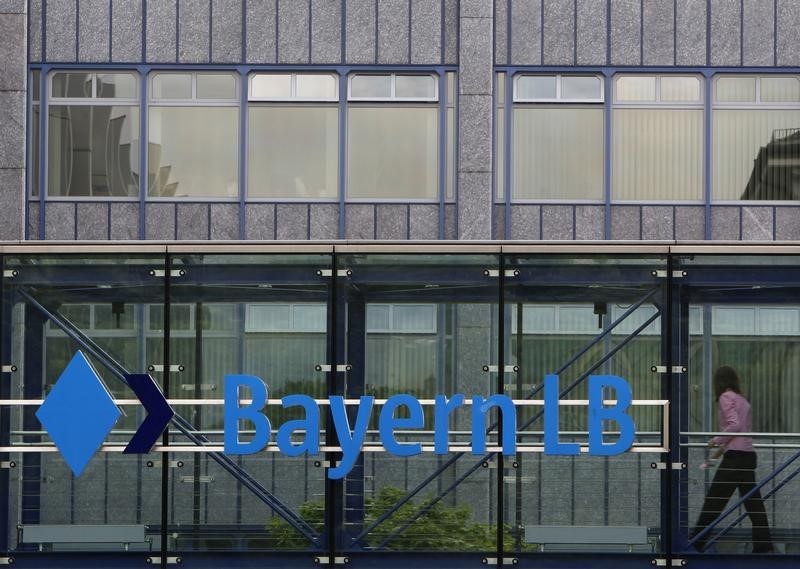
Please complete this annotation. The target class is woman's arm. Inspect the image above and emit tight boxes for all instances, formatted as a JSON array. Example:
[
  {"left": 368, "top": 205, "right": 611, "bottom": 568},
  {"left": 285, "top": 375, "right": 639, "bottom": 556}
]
[{"left": 711, "top": 391, "right": 741, "bottom": 447}]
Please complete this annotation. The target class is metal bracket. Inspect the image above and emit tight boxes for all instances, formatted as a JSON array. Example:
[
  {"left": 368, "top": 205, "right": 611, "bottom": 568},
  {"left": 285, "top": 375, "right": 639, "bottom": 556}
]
[
  {"left": 180, "top": 383, "right": 216, "bottom": 392},
  {"left": 146, "top": 460, "right": 184, "bottom": 468},
  {"left": 2, "top": 269, "right": 18, "bottom": 278},
  {"left": 314, "top": 556, "right": 349, "bottom": 565},
  {"left": 652, "top": 559, "right": 686, "bottom": 567},
  {"left": 180, "top": 475, "right": 214, "bottom": 483},
  {"left": 315, "top": 364, "right": 352, "bottom": 372},
  {"left": 0, "top": 461, "right": 17, "bottom": 469},
  {"left": 0, "top": 557, "right": 14, "bottom": 565},
  {"left": 504, "top": 383, "right": 536, "bottom": 392},
  {"left": 651, "top": 365, "right": 687, "bottom": 374},
  {"left": 651, "top": 270, "right": 687, "bottom": 278},
  {"left": 482, "top": 558, "right": 518, "bottom": 566},
  {"left": 483, "top": 269, "right": 520, "bottom": 278},
  {"left": 147, "top": 557, "right": 181, "bottom": 565},
  {"left": 482, "top": 365, "right": 519, "bottom": 373},
  {"left": 1, "top": 365, "right": 17, "bottom": 373},
  {"left": 314, "top": 460, "right": 337, "bottom": 469},
  {"left": 148, "top": 364, "right": 185, "bottom": 373},
  {"left": 650, "top": 462, "right": 686, "bottom": 470},
  {"left": 316, "top": 269, "right": 352, "bottom": 277},
  {"left": 481, "top": 461, "right": 498, "bottom": 469},
  {"left": 149, "top": 269, "right": 186, "bottom": 278}
]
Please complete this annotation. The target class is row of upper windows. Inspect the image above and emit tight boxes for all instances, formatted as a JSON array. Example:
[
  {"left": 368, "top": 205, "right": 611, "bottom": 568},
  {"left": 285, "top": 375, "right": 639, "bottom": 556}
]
[
  {"left": 499, "top": 73, "right": 800, "bottom": 202},
  {"left": 30, "top": 71, "right": 454, "bottom": 201},
  {"left": 42, "top": 71, "right": 439, "bottom": 102},
  {"left": 30, "top": 70, "right": 800, "bottom": 203},
  {"left": 514, "top": 74, "right": 800, "bottom": 105}
]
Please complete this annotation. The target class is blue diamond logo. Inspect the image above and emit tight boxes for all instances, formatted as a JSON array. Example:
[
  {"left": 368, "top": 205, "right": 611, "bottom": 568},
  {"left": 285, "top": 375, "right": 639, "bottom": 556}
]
[{"left": 36, "top": 351, "right": 122, "bottom": 477}]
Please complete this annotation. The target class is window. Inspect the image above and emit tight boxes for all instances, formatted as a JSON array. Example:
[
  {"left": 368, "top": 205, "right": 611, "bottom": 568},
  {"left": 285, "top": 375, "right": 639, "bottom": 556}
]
[
  {"left": 248, "top": 73, "right": 339, "bottom": 199},
  {"left": 47, "top": 72, "right": 139, "bottom": 197},
  {"left": 712, "top": 75, "right": 800, "bottom": 201},
  {"left": 613, "top": 75, "right": 703, "bottom": 201},
  {"left": 347, "top": 74, "right": 439, "bottom": 200},
  {"left": 148, "top": 72, "right": 239, "bottom": 198},
  {"left": 30, "top": 70, "right": 40, "bottom": 197},
  {"left": 512, "top": 74, "right": 604, "bottom": 200}
]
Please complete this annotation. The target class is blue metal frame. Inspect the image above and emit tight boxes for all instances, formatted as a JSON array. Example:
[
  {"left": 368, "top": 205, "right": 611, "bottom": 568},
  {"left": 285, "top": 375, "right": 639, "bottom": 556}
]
[{"left": 3, "top": 250, "right": 800, "bottom": 567}]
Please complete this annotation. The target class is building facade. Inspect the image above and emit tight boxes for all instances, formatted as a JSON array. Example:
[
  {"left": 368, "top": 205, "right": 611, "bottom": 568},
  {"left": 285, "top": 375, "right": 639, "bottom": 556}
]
[{"left": 0, "top": 1, "right": 799, "bottom": 568}]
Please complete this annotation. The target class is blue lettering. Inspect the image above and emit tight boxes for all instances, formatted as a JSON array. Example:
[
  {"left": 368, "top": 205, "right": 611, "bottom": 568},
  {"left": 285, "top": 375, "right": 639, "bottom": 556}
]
[
  {"left": 544, "top": 374, "right": 580, "bottom": 455},
  {"left": 379, "top": 394, "right": 424, "bottom": 457},
  {"left": 328, "top": 396, "right": 374, "bottom": 479},
  {"left": 224, "top": 375, "right": 270, "bottom": 455},
  {"left": 471, "top": 394, "right": 516, "bottom": 455},
  {"left": 434, "top": 394, "right": 465, "bottom": 454},
  {"left": 276, "top": 394, "right": 320, "bottom": 457},
  {"left": 588, "top": 375, "right": 636, "bottom": 456}
]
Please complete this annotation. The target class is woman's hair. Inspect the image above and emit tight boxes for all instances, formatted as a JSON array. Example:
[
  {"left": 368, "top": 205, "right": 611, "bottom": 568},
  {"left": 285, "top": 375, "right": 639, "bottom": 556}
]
[{"left": 713, "top": 365, "right": 743, "bottom": 400}]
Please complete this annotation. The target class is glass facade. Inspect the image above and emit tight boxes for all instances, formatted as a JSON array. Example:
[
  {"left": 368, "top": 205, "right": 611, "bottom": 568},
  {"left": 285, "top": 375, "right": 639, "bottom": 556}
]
[{"left": 1, "top": 245, "right": 798, "bottom": 567}]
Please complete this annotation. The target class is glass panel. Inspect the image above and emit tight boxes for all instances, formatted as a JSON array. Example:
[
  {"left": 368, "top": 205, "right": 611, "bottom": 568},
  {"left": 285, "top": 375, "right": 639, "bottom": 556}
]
[
  {"left": 248, "top": 106, "right": 338, "bottom": 199},
  {"left": 148, "top": 106, "right": 238, "bottom": 197},
  {"left": 679, "top": 254, "right": 800, "bottom": 557},
  {"left": 96, "top": 73, "right": 137, "bottom": 99},
  {"left": 505, "top": 254, "right": 667, "bottom": 556},
  {"left": 513, "top": 107, "right": 604, "bottom": 200},
  {"left": 47, "top": 105, "right": 140, "bottom": 197},
  {"left": 495, "top": 107, "right": 504, "bottom": 201},
  {"left": 166, "top": 254, "right": 331, "bottom": 555},
  {"left": 661, "top": 76, "right": 702, "bottom": 102},
  {"left": 196, "top": 73, "right": 237, "bottom": 100},
  {"left": 152, "top": 73, "right": 192, "bottom": 99},
  {"left": 3, "top": 254, "right": 164, "bottom": 556},
  {"left": 339, "top": 253, "right": 499, "bottom": 554},
  {"left": 395, "top": 75, "right": 436, "bottom": 99},
  {"left": 616, "top": 76, "right": 657, "bottom": 102},
  {"left": 295, "top": 74, "right": 337, "bottom": 99},
  {"left": 716, "top": 76, "right": 757, "bottom": 103},
  {"left": 350, "top": 74, "right": 392, "bottom": 98},
  {"left": 712, "top": 109, "right": 800, "bottom": 200},
  {"left": 613, "top": 109, "right": 703, "bottom": 200},
  {"left": 31, "top": 105, "right": 40, "bottom": 196},
  {"left": 561, "top": 76, "right": 602, "bottom": 100},
  {"left": 347, "top": 106, "right": 438, "bottom": 199},
  {"left": 516, "top": 75, "right": 556, "bottom": 100},
  {"left": 51, "top": 72, "right": 93, "bottom": 98},
  {"left": 250, "top": 74, "right": 292, "bottom": 99},
  {"left": 761, "top": 77, "right": 800, "bottom": 103},
  {"left": 447, "top": 71, "right": 455, "bottom": 102},
  {"left": 447, "top": 106, "right": 455, "bottom": 201},
  {"left": 32, "top": 70, "right": 41, "bottom": 101}
]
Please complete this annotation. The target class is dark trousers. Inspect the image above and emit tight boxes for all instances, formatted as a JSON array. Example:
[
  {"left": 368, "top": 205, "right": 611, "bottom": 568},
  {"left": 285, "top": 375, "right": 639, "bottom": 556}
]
[{"left": 692, "top": 450, "right": 773, "bottom": 553}]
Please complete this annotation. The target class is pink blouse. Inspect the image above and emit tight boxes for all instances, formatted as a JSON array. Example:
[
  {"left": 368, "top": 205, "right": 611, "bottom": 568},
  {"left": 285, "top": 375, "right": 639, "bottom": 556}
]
[{"left": 711, "top": 390, "right": 754, "bottom": 452}]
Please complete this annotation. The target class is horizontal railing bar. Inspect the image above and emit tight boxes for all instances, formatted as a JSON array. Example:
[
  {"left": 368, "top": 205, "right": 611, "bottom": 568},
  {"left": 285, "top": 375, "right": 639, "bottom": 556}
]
[
  {"left": 0, "top": 398, "right": 670, "bottom": 406},
  {"left": 0, "top": 444, "right": 668, "bottom": 454}
]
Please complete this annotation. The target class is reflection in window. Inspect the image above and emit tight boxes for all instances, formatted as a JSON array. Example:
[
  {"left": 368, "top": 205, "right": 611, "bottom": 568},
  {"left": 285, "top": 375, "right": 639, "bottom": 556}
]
[
  {"left": 347, "top": 74, "right": 439, "bottom": 200},
  {"left": 148, "top": 73, "right": 238, "bottom": 198},
  {"left": 713, "top": 75, "right": 800, "bottom": 201},
  {"left": 512, "top": 74, "right": 604, "bottom": 200},
  {"left": 248, "top": 73, "right": 339, "bottom": 199},
  {"left": 47, "top": 72, "right": 140, "bottom": 197},
  {"left": 348, "top": 106, "right": 438, "bottom": 199},
  {"left": 613, "top": 75, "right": 703, "bottom": 201}
]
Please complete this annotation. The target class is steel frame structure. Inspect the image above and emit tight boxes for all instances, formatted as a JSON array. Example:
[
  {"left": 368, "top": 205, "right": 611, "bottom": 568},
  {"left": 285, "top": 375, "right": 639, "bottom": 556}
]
[{"left": 0, "top": 242, "right": 798, "bottom": 569}]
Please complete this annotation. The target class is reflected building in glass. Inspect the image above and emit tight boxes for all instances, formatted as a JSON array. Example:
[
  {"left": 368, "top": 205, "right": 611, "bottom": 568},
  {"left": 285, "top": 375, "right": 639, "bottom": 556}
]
[{"left": 0, "top": 2, "right": 799, "bottom": 569}]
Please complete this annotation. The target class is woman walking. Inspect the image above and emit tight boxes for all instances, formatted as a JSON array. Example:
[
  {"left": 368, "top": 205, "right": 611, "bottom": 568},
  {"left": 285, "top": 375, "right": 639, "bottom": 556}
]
[{"left": 691, "top": 366, "right": 774, "bottom": 553}]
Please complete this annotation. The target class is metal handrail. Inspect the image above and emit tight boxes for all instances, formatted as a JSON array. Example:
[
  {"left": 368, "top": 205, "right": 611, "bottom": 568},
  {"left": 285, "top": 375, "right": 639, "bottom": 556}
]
[{"left": 686, "top": 448, "right": 800, "bottom": 550}]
